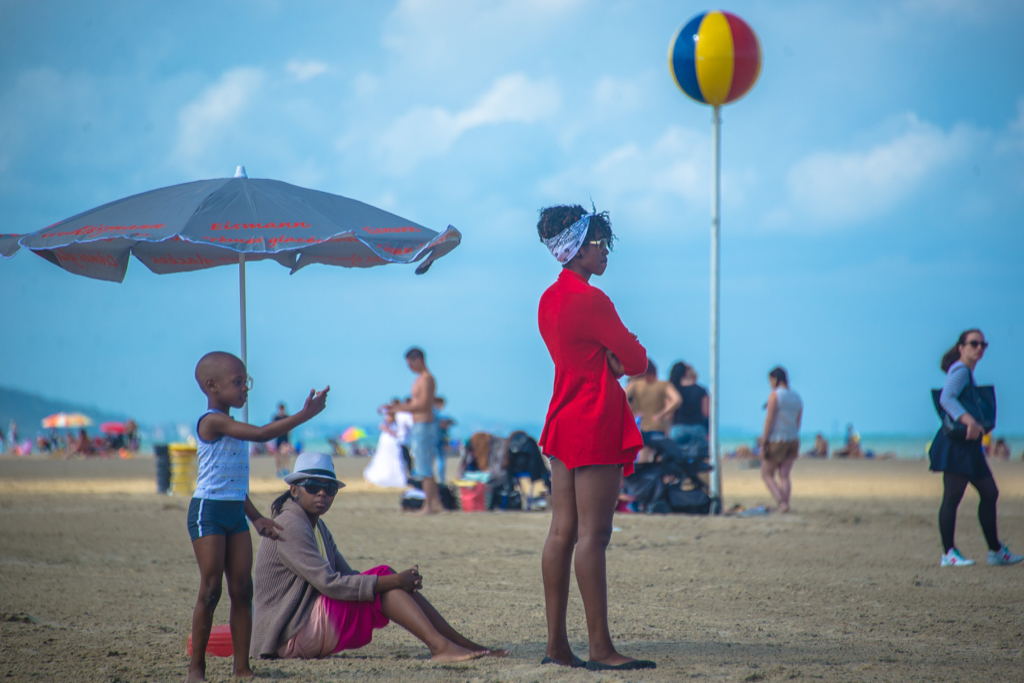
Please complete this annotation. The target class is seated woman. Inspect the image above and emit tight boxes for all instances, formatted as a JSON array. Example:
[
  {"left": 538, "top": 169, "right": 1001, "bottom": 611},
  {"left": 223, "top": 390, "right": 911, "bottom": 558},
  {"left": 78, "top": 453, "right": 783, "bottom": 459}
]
[{"left": 251, "top": 452, "right": 506, "bottom": 662}]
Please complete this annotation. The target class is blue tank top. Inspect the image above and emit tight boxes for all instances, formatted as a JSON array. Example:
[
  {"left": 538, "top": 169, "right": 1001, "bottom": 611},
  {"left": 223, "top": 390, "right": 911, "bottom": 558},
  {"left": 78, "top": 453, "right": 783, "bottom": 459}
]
[{"left": 193, "top": 409, "right": 249, "bottom": 501}]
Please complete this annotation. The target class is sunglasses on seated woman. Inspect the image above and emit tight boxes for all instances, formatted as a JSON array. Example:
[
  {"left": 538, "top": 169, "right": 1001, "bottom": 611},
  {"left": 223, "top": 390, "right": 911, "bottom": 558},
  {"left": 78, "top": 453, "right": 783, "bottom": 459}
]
[{"left": 296, "top": 479, "right": 339, "bottom": 496}]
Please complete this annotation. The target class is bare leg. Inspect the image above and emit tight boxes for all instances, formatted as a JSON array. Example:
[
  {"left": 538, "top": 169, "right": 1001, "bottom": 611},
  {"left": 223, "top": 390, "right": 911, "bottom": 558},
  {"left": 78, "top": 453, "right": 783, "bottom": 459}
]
[
  {"left": 777, "top": 457, "right": 796, "bottom": 512},
  {"left": 224, "top": 531, "right": 255, "bottom": 678},
  {"left": 574, "top": 464, "right": 635, "bottom": 667},
  {"left": 186, "top": 535, "right": 226, "bottom": 683},
  {"left": 411, "top": 593, "right": 507, "bottom": 655},
  {"left": 378, "top": 589, "right": 483, "bottom": 662},
  {"left": 415, "top": 477, "right": 442, "bottom": 515},
  {"left": 760, "top": 460, "right": 784, "bottom": 508},
  {"left": 542, "top": 459, "right": 579, "bottom": 665}
]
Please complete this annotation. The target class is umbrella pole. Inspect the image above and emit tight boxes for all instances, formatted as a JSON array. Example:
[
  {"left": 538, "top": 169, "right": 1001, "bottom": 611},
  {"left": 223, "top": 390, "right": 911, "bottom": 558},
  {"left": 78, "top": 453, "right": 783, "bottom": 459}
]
[
  {"left": 709, "top": 105, "right": 722, "bottom": 514},
  {"left": 239, "top": 253, "right": 248, "bottom": 425}
]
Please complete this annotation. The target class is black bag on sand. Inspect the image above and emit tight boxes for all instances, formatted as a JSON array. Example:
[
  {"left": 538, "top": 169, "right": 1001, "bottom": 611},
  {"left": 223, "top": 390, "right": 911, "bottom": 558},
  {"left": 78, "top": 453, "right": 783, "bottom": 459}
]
[
  {"left": 401, "top": 480, "right": 459, "bottom": 511},
  {"left": 931, "top": 384, "right": 995, "bottom": 439},
  {"left": 668, "top": 487, "right": 712, "bottom": 514}
]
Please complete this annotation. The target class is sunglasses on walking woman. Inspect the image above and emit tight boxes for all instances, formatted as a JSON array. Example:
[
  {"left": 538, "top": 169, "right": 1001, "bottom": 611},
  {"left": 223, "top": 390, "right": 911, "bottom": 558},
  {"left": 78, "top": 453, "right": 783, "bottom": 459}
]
[
  {"left": 587, "top": 238, "right": 611, "bottom": 251},
  {"left": 297, "top": 480, "right": 340, "bottom": 496},
  {"left": 967, "top": 340, "right": 989, "bottom": 349}
]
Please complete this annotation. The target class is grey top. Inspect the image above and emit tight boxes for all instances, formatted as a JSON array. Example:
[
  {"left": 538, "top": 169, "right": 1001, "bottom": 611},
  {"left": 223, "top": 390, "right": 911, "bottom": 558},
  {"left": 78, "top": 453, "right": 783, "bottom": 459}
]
[
  {"left": 250, "top": 497, "right": 378, "bottom": 658},
  {"left": 768, "top": 387, "right": 803, "bottom": 442},
  {"left": 939, "top": 361, "right": 971, "bottom": 420}
]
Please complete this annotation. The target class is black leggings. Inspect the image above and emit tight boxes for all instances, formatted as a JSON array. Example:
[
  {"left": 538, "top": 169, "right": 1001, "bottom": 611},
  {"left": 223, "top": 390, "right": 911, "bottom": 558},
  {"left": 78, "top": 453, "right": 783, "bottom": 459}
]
[{"left": 939, "top": 472, "right": 1000, "bottom": 553}]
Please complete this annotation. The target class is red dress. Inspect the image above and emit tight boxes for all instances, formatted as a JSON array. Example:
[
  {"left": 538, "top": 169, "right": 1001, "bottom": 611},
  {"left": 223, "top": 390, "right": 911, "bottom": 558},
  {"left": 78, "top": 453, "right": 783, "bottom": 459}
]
[{"left": 538, "top": 269, "right": 648, "bottom": 476}]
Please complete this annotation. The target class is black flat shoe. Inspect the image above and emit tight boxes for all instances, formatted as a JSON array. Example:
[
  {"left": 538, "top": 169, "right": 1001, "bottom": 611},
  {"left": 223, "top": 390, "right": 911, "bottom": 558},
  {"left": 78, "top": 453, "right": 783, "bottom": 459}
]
[
  {"left": 541, "top": 654, "right": 586, "bottom": 668},
  {"left": 585, "top": 659, "right": 657, "bottom": 671}
]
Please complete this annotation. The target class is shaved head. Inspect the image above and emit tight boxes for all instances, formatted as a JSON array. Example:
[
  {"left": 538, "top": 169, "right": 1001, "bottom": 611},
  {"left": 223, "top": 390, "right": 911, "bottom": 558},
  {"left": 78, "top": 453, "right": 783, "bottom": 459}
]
[{"left": 195, "top": 352, "right": 245, "bottom": 394}]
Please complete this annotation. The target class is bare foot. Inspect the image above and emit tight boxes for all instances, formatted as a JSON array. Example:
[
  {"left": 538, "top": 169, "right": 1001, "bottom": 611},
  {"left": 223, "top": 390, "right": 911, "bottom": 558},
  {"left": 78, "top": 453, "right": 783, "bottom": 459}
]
[
  {"left": 184, "top": 667, "right": 206, "bottom": 683},
  {"left": 482, "top": 648, "right": 509, "bottom": 657},
  {"left": 430, "top": 642, "right": 486, "bottom": 663},
  {"left": 778, "top": 502, "right": 791, "bottom": 513},
  {"left": 414, "top": 504, "right": 437, "bottom": 516},
  {"left": 231, "top": 669, "right": 255, "bottom": 680}
]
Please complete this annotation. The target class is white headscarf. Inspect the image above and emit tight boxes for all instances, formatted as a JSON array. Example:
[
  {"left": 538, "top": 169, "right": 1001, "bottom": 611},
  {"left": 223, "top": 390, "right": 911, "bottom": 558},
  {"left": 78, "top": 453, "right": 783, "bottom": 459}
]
[{"left": 542, "top": 213, "right": 593, "bottom": 264}]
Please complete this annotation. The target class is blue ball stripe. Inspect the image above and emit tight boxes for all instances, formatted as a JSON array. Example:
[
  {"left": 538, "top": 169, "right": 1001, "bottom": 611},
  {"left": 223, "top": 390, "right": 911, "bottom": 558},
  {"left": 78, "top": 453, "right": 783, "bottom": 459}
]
[{"left": 670, "top": 13, "right": 706, "bottom": 104}]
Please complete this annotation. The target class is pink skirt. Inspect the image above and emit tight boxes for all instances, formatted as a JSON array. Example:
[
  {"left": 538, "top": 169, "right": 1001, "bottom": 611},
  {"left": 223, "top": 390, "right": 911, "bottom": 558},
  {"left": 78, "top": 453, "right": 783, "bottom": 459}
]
[{"left": 277, "top": 565, "right": 393, "bottom": 659}]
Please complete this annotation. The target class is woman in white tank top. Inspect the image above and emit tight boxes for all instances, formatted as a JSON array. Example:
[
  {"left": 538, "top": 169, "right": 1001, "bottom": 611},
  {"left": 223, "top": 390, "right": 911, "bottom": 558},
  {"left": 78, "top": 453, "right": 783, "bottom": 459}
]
[{"left": 759, "top": 366, "right": 802, "bottom": 513}]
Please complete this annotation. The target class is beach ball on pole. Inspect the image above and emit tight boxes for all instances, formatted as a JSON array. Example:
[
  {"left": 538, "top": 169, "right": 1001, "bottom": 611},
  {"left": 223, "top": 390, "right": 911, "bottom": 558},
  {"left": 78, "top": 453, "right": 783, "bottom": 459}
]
[{"left": 668, "top": 11, "right": 761, "bottom": 514}]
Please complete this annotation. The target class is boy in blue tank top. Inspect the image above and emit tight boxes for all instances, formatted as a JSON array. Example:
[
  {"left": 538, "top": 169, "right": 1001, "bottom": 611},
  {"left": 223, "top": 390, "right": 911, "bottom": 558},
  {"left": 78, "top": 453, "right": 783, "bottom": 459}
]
[{"left": 187, "top": 351, "right": 328, "bottom": 683}]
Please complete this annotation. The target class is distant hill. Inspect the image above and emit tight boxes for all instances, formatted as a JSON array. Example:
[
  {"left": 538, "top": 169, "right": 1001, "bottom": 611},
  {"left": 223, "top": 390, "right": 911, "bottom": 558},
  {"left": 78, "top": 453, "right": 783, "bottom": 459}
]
[{"left": 0, "top": 385, "right": 129, "bottom": 437}]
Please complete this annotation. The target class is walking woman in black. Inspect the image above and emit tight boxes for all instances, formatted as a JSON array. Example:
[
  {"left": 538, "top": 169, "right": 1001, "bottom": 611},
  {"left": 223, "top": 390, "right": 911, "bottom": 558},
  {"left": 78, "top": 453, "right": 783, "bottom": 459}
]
[{"left": 929, "top": 329, "right": 1021, "bottom": 567}]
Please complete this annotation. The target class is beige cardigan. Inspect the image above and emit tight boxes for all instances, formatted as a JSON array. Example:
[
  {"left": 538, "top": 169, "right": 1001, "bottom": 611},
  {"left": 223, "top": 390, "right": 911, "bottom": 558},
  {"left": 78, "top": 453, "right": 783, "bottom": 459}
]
[{"left": 250, "top": 497, "right": 379, "bottom": 658}]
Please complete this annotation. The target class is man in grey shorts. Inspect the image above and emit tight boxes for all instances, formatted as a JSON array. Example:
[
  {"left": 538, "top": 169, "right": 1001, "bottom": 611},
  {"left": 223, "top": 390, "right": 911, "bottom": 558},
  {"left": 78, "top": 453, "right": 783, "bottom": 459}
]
[{"left": 393, "top": 347, "right": 443, "bottom": 515}]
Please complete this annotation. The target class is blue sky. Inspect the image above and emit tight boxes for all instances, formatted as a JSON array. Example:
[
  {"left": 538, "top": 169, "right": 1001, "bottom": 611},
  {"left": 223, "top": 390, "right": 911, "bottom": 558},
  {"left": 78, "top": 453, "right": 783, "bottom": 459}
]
[{"left": 1, "top": 0, "right": 1023, "bottom": 438}]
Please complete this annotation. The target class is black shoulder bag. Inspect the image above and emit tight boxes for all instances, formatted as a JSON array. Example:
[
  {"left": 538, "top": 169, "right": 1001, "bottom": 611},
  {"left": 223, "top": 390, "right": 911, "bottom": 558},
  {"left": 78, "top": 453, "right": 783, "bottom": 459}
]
[{"left": 931, "top": 374, "right": 996, "bottom": 440}]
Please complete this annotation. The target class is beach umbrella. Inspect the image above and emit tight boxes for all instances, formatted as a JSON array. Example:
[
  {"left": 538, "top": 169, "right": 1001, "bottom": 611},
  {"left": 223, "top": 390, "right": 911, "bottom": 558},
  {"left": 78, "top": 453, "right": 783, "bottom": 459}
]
[
  {"left": 42, "top": 413, "right": 92, "bottom": 428},
  {"left": 669, "top": 11, "right": 762, "bottom": 512},
  {"left": 0, "top": 234, "right": 20, "bottom": 258},
  {"left": 3, "top": 167, "right": 462, "bottom": 422},
  {"left": 100, "top": 422, "right": 126, "bottom": 435},
  {"left": 341, "top": 426, "right": 368, "bottom": 443}
]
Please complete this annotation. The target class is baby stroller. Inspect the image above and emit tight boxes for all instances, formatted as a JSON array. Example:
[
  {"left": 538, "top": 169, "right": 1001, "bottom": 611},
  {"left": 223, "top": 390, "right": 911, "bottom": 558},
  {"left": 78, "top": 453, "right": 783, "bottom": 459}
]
[{"left": 621, "top": 433, "right": 717, "bottom": 514}]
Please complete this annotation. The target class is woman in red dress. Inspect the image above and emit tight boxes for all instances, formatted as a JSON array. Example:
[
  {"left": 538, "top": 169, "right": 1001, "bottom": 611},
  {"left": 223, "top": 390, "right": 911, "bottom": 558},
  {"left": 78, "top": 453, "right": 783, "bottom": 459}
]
[{"left": 536, "top": 205, "right": 655, "bottom": 671}]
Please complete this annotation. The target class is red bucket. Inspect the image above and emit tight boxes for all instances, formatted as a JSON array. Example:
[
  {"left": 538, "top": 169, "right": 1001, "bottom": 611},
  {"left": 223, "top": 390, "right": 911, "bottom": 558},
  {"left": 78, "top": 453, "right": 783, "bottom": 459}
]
[
  {"left": 186, "top": 624, "right": 233, "bottom": 658},
  {"left": 459, "top": 483, "right": 487, "bottom": 512}
]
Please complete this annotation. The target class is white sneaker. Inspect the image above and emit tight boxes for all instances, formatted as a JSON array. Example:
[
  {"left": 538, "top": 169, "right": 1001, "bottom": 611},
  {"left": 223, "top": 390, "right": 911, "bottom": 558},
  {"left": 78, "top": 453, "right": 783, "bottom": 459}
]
[
  {"left": 941, "top": 548, "right": 975, "bottom": 567},
  {"left": 987, "top": 545, "right": 1024, "bottom": 566}
]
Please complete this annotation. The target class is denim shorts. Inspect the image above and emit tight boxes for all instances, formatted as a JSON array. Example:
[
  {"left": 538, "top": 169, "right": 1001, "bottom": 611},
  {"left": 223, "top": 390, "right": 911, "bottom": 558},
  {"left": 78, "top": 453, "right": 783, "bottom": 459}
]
[
  {"left": 671, "top": 424, "right": 708, "bottom": 443},
  {"left": 409, "top": 422, "right": 440, "bottom": 479},
  {"left": 187, "top": 497, "right": 248, "bottom": 542}
]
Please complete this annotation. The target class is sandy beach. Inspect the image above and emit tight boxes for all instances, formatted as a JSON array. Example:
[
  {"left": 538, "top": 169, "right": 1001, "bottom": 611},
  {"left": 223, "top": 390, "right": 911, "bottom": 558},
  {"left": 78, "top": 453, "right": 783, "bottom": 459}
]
[{"left": 1, "top": 455, "right": 1022, "bottom": 683}]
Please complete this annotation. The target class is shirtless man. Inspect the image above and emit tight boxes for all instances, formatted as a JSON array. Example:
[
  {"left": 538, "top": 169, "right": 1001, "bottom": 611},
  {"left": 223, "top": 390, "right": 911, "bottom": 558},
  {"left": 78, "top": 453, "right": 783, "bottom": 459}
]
[
  {"left": 393, "top": 348, "right": 443, "bottom": 515},
  {"left": 625, "top": 359, "right": 681, "bottom": 463}
]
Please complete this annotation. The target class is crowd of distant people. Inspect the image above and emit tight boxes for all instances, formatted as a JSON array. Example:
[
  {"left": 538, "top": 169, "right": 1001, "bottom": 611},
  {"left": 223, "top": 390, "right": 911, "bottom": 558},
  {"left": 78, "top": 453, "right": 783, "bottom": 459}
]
[{"left": 0, "top": 418, "right": 140, "bottom": 458}]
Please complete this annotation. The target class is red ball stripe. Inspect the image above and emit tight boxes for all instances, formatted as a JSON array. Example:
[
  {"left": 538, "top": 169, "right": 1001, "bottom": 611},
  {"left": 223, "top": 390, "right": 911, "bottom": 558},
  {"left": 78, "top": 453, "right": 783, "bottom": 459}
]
[{"left": 723, "top": 12, "right": 761, "bottom": 104}]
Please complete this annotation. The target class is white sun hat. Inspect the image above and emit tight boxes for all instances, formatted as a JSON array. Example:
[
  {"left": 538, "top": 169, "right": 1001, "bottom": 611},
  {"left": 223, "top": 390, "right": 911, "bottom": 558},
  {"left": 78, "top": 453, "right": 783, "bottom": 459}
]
[{"left": 283, "top": 452, "right": 345, "bottom": 487}]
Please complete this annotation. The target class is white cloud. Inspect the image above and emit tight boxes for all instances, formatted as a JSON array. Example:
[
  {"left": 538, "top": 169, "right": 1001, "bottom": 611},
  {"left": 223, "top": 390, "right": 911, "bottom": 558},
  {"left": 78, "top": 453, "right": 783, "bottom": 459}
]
[
  {"left": 785, "top": 115, "right": 975, "bottom": 225},
  {"left": 544, "top": 126, "right": 707, "bottom": 203},
  {"left": 996, "top": 98, "right": 1024, "bottom": 154},
  {"left": 540, "top": 125, "right": 761, "bottom": 233},
  {"left": 382, "top": 0, "right": 586, "bottom": 77},
  {"left": 173, "top": 67, "right": 263, "bottom": 167},
  {"left": 376, "top": 73, "right": 560, "bottom": 174},
  {"left": 286, "top": 60, "right": 328, "bottom": 82}
]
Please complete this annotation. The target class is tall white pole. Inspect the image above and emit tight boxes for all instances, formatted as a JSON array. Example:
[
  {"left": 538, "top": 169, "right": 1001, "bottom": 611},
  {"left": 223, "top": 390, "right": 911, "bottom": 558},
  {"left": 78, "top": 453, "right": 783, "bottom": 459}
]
[
  {"left": 239, "top": 253, "right": 248, "bottom": 425},
  {"left": 709, "top": 105, "right": 722, "bottom": 512}
]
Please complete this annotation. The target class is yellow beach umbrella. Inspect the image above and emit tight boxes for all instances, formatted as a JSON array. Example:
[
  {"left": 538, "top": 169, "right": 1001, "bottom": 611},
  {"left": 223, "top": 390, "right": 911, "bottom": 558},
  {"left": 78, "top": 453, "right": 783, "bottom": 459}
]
[{"left": 341, "top": 426, "right": 367, "bottom": 443}]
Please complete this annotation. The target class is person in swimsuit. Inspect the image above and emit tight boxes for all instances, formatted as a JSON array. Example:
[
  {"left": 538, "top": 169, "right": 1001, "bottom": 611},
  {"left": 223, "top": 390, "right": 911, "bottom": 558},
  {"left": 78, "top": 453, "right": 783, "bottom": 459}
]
[{"left": 536, "top": 204, "right": 656, "bottom": 672}]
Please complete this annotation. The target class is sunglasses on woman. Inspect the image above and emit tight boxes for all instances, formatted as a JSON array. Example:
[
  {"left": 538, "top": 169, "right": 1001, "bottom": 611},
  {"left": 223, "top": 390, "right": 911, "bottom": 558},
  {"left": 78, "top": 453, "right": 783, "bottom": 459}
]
[
  {"left": 297, "top": 480, "right": 339, "bottom": 496},
  {"left": 587, "top": 238, "right": 612, "bottom": 252},
  {"left": 967, "top": 340, "right": 989, "bottom": 349}
]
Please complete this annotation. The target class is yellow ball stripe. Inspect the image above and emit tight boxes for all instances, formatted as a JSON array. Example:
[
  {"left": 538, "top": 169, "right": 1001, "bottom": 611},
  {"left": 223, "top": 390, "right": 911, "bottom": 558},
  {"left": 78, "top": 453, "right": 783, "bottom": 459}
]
[{"left": 695, "top": 11, "right": 734, "bottom": 106}]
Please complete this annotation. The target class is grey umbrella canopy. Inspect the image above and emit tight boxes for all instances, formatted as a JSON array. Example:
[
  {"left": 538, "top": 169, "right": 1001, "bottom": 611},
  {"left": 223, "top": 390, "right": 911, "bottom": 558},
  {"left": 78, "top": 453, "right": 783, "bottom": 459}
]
[
  {"left": 11, "top": 168, "right": 460, "bottom": 280},
  {"left": 3, "top": 167, "right": 462, "bottom": 421}
]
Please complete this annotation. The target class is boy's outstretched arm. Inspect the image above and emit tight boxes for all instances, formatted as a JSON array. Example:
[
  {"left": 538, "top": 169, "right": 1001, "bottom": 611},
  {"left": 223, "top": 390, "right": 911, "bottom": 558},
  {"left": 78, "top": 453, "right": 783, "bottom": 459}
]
[
  {"left": 244, "top": 496, "right": 284, "bottom": 540},
  {"left": 201, "top": 387, "right": 330, "bottom": 443}
]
